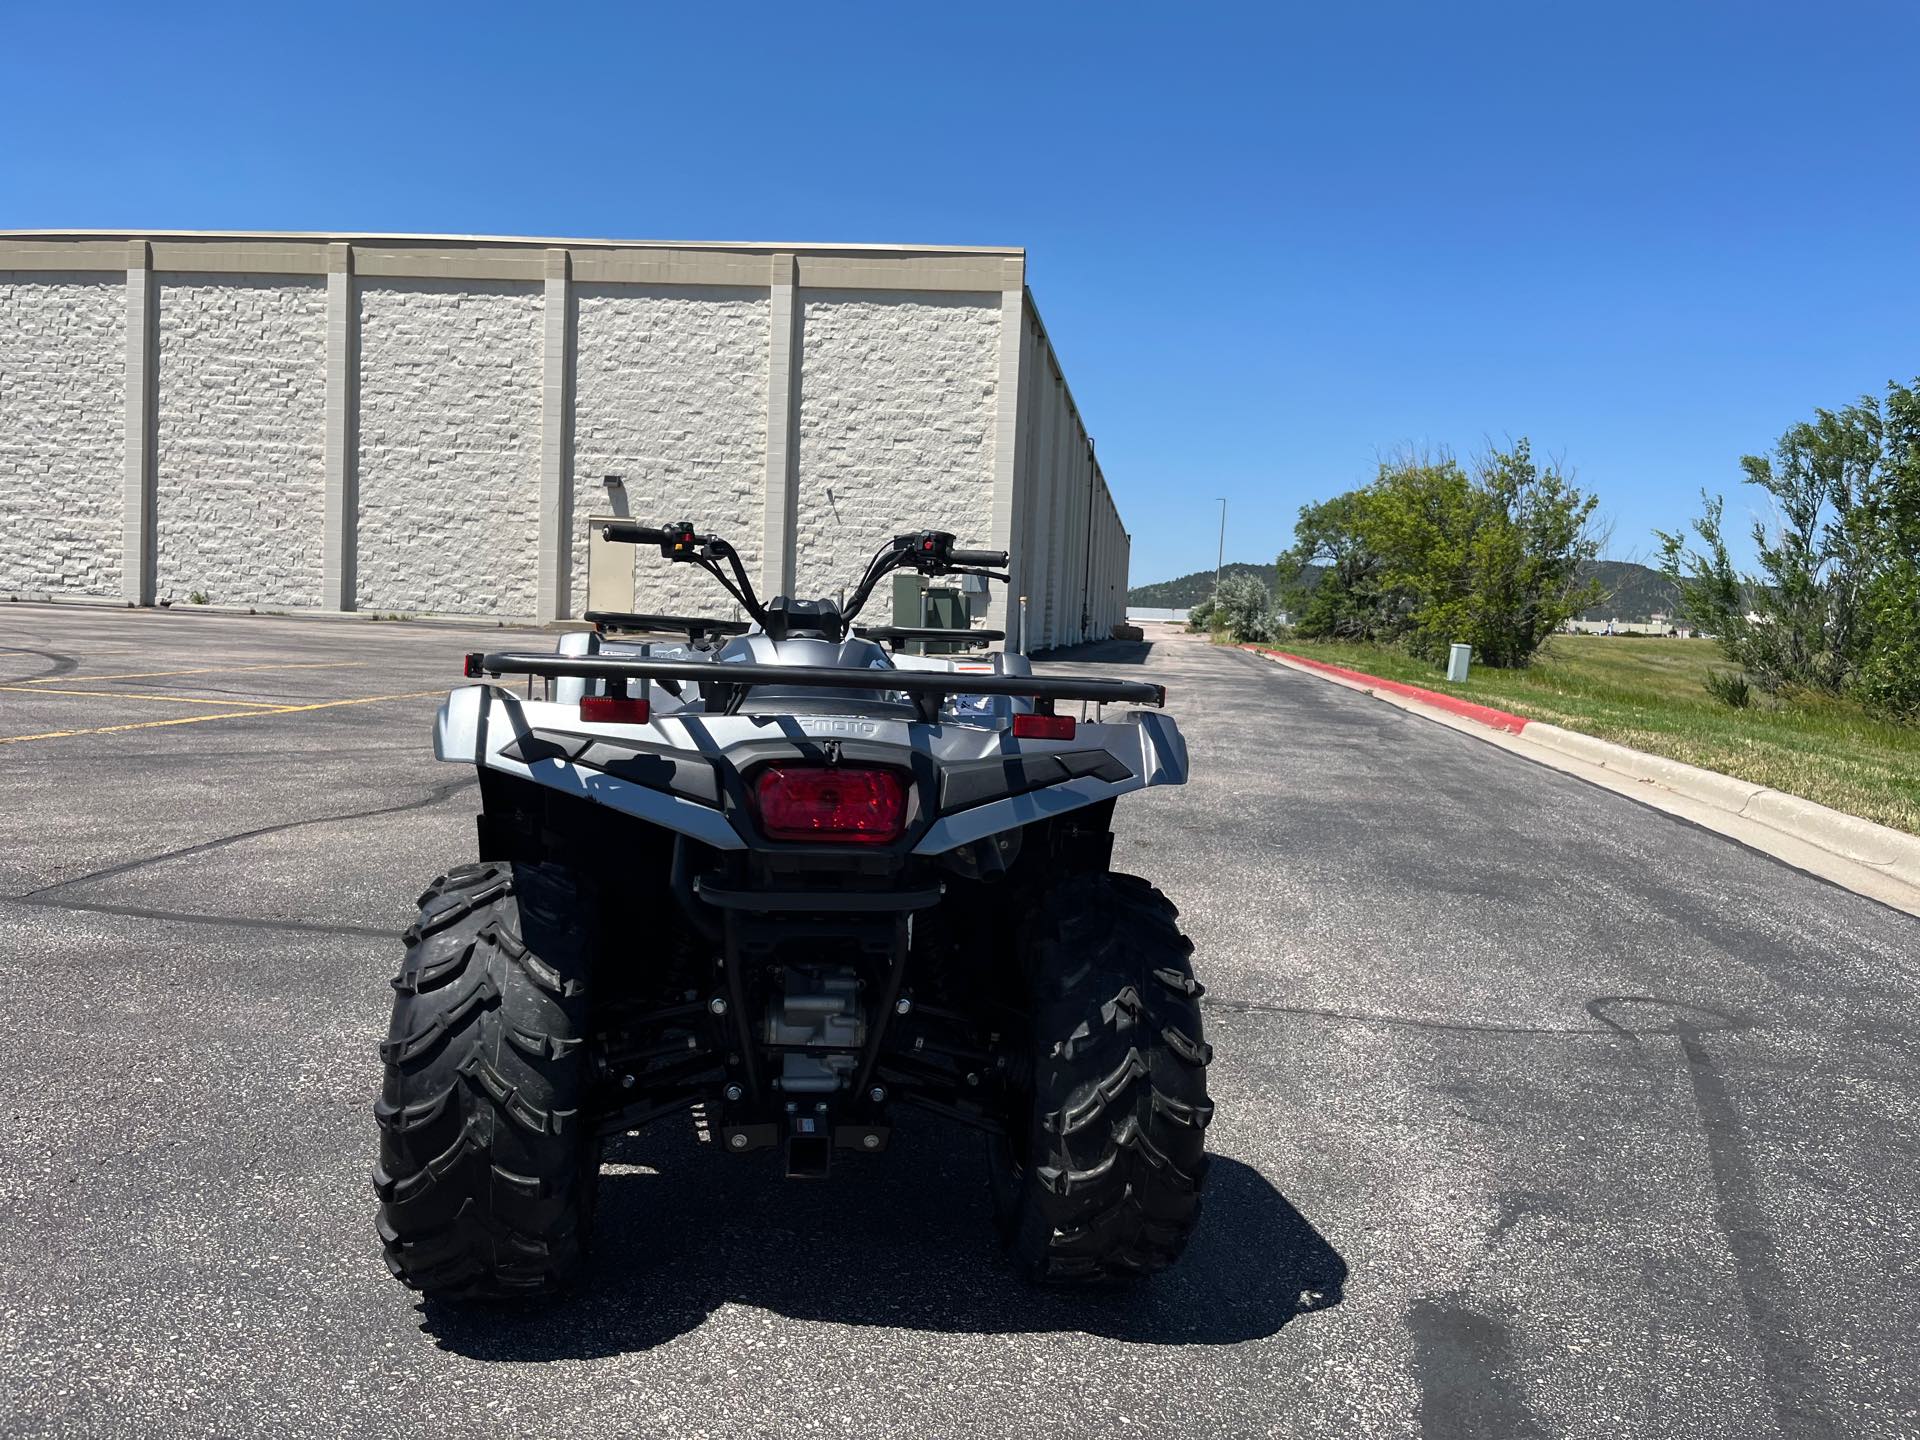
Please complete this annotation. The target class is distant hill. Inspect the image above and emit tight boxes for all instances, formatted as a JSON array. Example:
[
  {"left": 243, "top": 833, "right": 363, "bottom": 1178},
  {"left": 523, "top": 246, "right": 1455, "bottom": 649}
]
[
  {"left": 1128, "top": 557, "right": 1678, "bottom": 622},
  {"left": 1575, "top": 560, "right": 1678, "bottom": 622},
  {"left": 1126, "top": 563, "right": 1286, "bottom": 609}
]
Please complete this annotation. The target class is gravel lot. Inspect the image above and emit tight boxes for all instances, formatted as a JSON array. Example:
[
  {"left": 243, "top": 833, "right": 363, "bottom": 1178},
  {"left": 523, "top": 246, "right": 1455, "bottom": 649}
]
[{"left": 1, "top": 606, "right": 1915, "bottom": 1438}]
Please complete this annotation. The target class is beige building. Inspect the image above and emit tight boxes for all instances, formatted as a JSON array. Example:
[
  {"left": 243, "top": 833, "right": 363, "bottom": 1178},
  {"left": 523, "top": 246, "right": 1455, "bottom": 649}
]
[{"left": 0, "top": 230, "right": 1129, "bottom": 648}]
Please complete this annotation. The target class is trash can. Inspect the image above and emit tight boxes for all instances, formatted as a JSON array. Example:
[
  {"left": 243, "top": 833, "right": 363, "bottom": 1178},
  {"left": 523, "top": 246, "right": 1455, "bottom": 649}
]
[{"left": 1447, "top": 644, "right": 1472, "bottom": 682}]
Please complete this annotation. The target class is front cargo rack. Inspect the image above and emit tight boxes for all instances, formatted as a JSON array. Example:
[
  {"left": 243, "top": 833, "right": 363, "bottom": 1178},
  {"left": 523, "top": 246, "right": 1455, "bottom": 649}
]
[{"left": 466, "top": 651, "right": 1165, "bottom": 722}]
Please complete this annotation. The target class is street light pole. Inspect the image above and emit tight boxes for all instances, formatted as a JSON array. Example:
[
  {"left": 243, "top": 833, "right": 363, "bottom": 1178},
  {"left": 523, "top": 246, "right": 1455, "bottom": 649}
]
[{"left": 1214, "top": 498, "right": 1227, "bottom": 597}]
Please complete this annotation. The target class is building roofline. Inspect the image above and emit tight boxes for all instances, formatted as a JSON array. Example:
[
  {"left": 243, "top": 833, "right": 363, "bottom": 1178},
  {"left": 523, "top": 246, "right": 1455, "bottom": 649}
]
[{"left": 0, "top": 227, "right": 1023, "bottom": 259}]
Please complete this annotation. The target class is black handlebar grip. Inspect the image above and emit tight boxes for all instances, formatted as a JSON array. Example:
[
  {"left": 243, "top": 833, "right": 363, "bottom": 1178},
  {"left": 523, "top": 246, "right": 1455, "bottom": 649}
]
[
  {"left": 601, "top": 521, "right": 671, "bottom": 545},
  {"left": 949, "top": 548, "right": 1009, "bottom": 567}
]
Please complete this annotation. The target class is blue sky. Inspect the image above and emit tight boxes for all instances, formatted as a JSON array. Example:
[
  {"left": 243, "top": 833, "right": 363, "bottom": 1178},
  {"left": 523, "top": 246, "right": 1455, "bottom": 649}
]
[{"left": 5, "top": 2, "right": 1917, "bottom": 585}]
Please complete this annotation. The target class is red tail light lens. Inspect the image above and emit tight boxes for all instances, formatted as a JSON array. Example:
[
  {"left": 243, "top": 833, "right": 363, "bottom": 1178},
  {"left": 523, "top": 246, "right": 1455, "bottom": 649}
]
[
  {"left": 754, "top": 766, "right": 907, "bottom": 844},
  {"left": 581, "top": 695, "right": 651, "bottom": 724},
  {"left": 1012, "top": 712, "right": 1076, "bottom": 740}
]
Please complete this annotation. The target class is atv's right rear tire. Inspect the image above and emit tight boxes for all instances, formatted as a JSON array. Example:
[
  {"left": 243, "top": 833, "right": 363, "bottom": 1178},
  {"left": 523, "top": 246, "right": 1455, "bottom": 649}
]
[
  {"left": 374, "top": 861, "right": 598, "bottom": 1299},
  {"left": 990, "top": 872, "right": 1213, "bottom": 1283}
]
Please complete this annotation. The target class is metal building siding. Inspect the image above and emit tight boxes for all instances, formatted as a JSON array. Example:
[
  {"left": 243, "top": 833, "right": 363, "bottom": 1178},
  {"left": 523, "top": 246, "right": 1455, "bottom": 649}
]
[{"left": 1006, "top": 291, "right": 1130, "bottom": 650}]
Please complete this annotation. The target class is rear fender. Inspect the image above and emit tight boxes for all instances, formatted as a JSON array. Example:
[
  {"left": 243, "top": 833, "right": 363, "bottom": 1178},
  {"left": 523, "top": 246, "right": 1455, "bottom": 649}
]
[
  {"left": 437, "top": 685, "right": 747, "bottom": 850},
  {"left": 909, "top": 711, "right": 1187, "bottom": 855},
  {"left": 434, "top": 687, "right": 1189, "bottom": 857}
]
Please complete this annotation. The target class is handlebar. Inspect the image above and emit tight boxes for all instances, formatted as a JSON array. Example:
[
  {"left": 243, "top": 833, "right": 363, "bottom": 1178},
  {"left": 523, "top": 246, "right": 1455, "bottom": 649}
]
[
  {"left": 949, "top": 548, "right": 1008, "bottom": 568},
  {"left": 599, "top": 519, "right": 1007, "bottom": 641},
  {"left": 599, "top": 521, "right": 672, "bottom": 546}
]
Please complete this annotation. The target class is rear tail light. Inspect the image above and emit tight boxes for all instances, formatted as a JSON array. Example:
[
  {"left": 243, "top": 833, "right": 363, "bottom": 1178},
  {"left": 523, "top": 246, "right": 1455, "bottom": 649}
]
[
  {"left": 754, "top": 766, "right": 906, "bottom": 844},
  {"left": 1012, "top": 712, "right": 1076, "bottom": 740},
  {"left": 581, "top": 695, "right": 651, "bottom": 724}
]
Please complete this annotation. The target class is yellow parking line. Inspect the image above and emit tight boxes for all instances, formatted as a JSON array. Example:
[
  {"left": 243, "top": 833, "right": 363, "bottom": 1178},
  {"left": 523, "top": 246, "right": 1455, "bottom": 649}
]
[
  {"left": 0, "top": 712, "right": 275, "bottom": 745},
  {"left": 17, "top": 661, "right": 368, "bottom": 685},
  {"left": 0, "top": 689, "right": 444, "bottom": 746},
  {"left": 244, "top": 690, "right": 444, "bottom": 717},
  {"left": 0, "top": 685, "right": 288, "bottom": 709}
]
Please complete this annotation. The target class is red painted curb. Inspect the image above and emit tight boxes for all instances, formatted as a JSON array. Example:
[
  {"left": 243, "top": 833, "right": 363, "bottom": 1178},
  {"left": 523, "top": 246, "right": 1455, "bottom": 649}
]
[{"left": 1242, "top": 645, "right": 1532, "bottom": 735}]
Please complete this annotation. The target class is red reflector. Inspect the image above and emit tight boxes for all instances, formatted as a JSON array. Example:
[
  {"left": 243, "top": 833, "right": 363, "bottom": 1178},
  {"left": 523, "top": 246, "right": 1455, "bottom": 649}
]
[
  {"left": 1012, "top": 713, "right": 1076, "bottom": 740},
  {"left": 463, "top": 652, "right": 484, "bottom": 678},
  {"left": 754, "top": 766, "right": 906, "bottom": 844},
  {"left": 581, "top": 695, "right": 651, "bottom": 724}
]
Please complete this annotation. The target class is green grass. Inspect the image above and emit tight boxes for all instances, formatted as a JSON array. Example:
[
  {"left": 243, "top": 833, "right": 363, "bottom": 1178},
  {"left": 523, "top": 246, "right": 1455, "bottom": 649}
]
[{"left": 1258, "top": 634, "right": 1920, "bottom": 836}]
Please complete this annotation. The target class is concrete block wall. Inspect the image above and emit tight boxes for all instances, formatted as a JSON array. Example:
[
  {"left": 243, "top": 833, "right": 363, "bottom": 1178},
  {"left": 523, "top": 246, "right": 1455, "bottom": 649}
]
[
  {"left": 0, "top": 234, "right": 1132, "bottom": 644},
  {"left": 0, "top": 272, "right": 126, "bottom": 597},
  {"left": 570, "top": 283, "right": 769, "bottom": 616},
  {"left": 793, "top": 291, "right": 1001, "bottom": 601},
  {"left": 153, "top": 275, "right": 327, "bottom": 607},
  {"left": 355, "top": 279, "right": 544, "bottom": 617}
]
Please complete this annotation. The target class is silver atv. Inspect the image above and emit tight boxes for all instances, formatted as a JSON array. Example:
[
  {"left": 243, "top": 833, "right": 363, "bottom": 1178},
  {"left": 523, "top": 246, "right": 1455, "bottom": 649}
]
[{"left": 375, "top": 522, "right": 1211, "bottom": 1299}]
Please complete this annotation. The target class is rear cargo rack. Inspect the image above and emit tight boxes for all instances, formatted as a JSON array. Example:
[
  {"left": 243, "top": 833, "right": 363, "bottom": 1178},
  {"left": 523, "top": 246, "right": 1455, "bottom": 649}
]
[
  {"left": 467, "top": 650, "right": 1165, "bottom": 722},
  {"left": 853, "top": 625, "right": 1006, "bottom": 646},
  {"left": 584, "top": 610, "right": 752, "bottom": 639}
]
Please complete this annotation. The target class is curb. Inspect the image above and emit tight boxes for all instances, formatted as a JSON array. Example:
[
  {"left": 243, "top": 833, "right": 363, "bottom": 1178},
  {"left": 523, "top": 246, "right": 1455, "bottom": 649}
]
[
  {"left": 1, "top": 596, "right": 577, "bottom": 635},
  {"left": 1241, "top": 644, "right": 1920, "bottom": 908},
  {"left": 1251, "top": 648, "right": 1533, "bottom": 734}
]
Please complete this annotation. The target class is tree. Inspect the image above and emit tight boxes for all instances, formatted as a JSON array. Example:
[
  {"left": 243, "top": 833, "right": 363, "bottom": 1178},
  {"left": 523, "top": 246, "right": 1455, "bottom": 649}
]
[
  {"left": 1277, "top": 490, "right": 1386, "bottom": 641},
  {"left": 1285, "top": 440, "right": 1602, "bottom": 667},
  {"left": 1360, "top": 454, "right": 1481, "bottom": 662},
  {"left": 1463, "top": 441, "right": 1606, "bottom": 667},
  {"left": 1854, "top": 381, "right": 1920, "bottom": 716},
  {"left": 1660, "top": 379, "right": 1920, "bottom": 714}
]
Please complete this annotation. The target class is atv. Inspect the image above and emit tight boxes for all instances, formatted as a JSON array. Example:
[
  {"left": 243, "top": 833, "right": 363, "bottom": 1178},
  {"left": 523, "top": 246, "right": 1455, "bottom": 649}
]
[{"left": 374, "top": 521, "right": 1210, "bottom": 1298}]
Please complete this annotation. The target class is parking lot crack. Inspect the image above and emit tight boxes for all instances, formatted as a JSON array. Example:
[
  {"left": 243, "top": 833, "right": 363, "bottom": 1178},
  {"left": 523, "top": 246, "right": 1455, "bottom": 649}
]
[
  {"left": 1203, "top": 996, "right": 1663, "bottom": 1038},
  {"left": 10, "top": 895, "right": 393, "bottom": 938},
  {"left": 15, "top": 775, "right": 477, "bottom": 901}
]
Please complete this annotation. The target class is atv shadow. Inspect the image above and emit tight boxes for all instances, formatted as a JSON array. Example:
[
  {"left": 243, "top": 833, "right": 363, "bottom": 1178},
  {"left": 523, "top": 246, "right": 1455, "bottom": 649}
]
[{"left": 417, "top": 1120, "right": 1346, "bottom": 1360}]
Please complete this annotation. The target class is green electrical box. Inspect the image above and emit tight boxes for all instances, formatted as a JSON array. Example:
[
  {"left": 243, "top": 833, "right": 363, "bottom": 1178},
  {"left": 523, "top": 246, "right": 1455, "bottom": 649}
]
[
  {"left": 891, "top": 574, "right": 926, "bottom": 654},
  {"left": 923, "top": 587, "right": 967, "bottom": 653},
  {"left": 886, "top": 574, "right": 970, "bottom": 654},
  {"left": 891, "top": 574, "right": 926, "bottom": 624}
]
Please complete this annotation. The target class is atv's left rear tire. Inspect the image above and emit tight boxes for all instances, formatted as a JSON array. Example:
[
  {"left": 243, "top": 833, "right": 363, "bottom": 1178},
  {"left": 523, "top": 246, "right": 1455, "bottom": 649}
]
[{"left": 374, "top": 861, "right": 598, "bottom": 1300}]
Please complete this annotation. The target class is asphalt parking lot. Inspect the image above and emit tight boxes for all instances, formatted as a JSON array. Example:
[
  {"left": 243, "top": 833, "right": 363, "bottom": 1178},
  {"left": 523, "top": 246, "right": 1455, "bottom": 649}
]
[{"left": 2, "top": 605, "right": 1916, "bottom": 1439}]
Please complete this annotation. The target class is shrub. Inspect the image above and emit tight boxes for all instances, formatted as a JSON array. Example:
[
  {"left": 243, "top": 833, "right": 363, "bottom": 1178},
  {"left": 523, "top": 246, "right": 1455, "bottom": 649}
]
[
  {"left": 1703, "top": 669, "right": 1752, "bottom": 709},
  {"left": 1210, "top": 574, "right": 1279, "bottom": 644}
]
